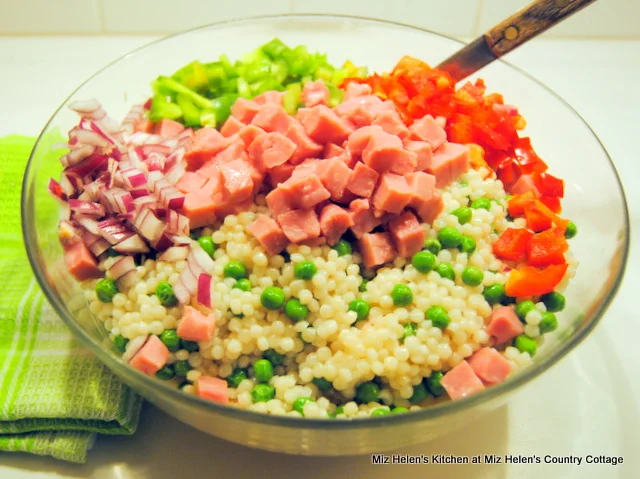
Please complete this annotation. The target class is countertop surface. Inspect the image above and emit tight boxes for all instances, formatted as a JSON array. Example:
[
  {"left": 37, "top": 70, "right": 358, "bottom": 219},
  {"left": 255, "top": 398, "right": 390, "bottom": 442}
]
[{"left": 0, "top": 36, "right": 638, "bottom": 479}]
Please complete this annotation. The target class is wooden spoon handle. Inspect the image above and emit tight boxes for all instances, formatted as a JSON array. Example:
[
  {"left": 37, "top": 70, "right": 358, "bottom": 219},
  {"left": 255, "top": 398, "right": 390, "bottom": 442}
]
[{"left": 484, "top": 0, "right": 598, "bottom": 57}]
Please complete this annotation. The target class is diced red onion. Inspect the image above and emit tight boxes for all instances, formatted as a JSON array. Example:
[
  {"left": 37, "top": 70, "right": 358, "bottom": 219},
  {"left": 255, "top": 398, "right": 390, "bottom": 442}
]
[
  {"left": 69, "top": 127, "right": 109, "bottom": 147},
  {"left": 48, "top": 178, "right": 67, "bottom": 201},
  {"left": 143, "top": 98, "right": 152, "bottom": 110},
  {"left": 89, "top": 238, "right": 111, "bottom": 256},
  {"left": 169, "top": 235, "right": 192, "bottom": 246},
  {"left": 172, "top": 281, "right": 190, "bottom": 304},
  {"left": 74, "top": 215, "right": 100, "bottom": 235},
  {"left": 133, "top": 208, "right": 164, "bottom": 242},
  {"left": 152, "top": 230, "right": 173, "bottom": 251},
  {"left": 122, "top": 334, "right": 148, "bottom": 363},
  {"left": 493, "top": 103, "right": 519, "bottom": 116},
  {"left": 187, "top": 254, "right": 205, "bottom": 279},
  {"left": 113, "top": 234, "right": 149, "bottom": 254},
  {"left": 121, "top": 168, "right": 148, "bottom": 188},
  {"left": 197, "top": 273, "right": 212, "bottom": 308},
  {"left": 69, "top": 99, "right": 107, "bottom": 121},
  {"left": 68, "top": 199, "right": 105, "bottom": 218},
  {"left": 190, "top": 243, "right": 216, "bottom": 274},
  {"left": 164, "top": 162, "right": 186, "bottom": 184},
  {"left": 66, "top": 153, "right": 108, "bottom": 178},
  {"left": 130, "top": 188, "right": 149, "bottom": 198},
  {"left": 60, "top": 144, "right": 96, "bottom": 168},
  {"left": 59, "top": 172, "right": 83, "bottom": 197},
  {"left": 128, "top": 148, "right": 149, "bottom": 174},
  {"left": 145, "top": 152, "right": 166, "bottom": 172},
  {"left": 128, "top": 132, "right": 161, "bottom": 147},
  {"left": 177, "top": 128, "right": 194, "bottom": 151},
  {"left": 77, "top": 191, "right": 93, "bottom": 201},
  {"left": 166, "top": 209, "right": 190, "bottom": 236},
  {"left": 159, "top": 187, "right": 185, "bottom": 211},
  {"left": 81, "top": 229, "right": 101, "bottom": 246},
  {"left": 98, "top": 218, "right": 134, "bottom": 244},
  {"left": 158, "top": 245, "right": 190, "bottom": 262},
  {"left": 180, "top": 268, "right": 198, "bottom": 294},
  {"left": 116, "top": 269, "right": 139, "bottom": 290}
]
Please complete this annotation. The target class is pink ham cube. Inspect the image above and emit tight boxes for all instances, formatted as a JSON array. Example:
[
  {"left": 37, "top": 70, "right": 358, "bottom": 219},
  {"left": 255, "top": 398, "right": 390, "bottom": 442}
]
[
  {"left": 324, "top": 143, "right": 345, "bottom": 159},
  {"left": 265, "top": 187, "right": 294, "bottom": 218},
  {"left": 359, "top": 232, "right": 396, "bottom": 268},
  {"left": 344, "top": 82, "right": 372, "bottom": 99},
  {"left": 409, "top": 114, "right": 446, "bottom": 150},
  {"left": 347, "top": 125, "right": 384, "bottom": 156},
  {"left": 278, "top": 209, "right": 321, "bottom": 243},
  {"left": 177, "top": 306, "right": 217, "bottom": 343},
  {"left": 129, "top": 335, "right": 170, "bottom": 376},
  {"left": 486, "top": 306, "right": 524, "bottom": 344},
  {"left": 248, "top": 132, "right": 297, "bottom": 171},
  {"left": 248, "top": 215, "right": 289, "bottom": 256},
  {"left": 299, "top": 105, "right": 354, "bottom": 144},
  {"left": 413, "top": 190, "right": 443, "bottom": 225},
  {"left": 213, "top": 139, "right": 246, "bottom": 165},
  {"left": 334, "top": 95, "right": 394, "bottom": 127},
  {"left": 440, "top": 360, "right": 486, "bottom": 401},
  {"left": 238, "top": 124, "right": 266, "bottom": 148},
  {"left": 362, "top": 130, "right": 416, "bottom": 174},
  {"left": 349, "top": 198, "right": 380, "bottom": 238},
  {"left": 316, "top": 157, "right": 352, "bottom": 201},
  {"left": 196, "top": 376, "right": 229, "bottom": 404},
  {"left": 427, "top": 142, "right": 470, "bottom": 187},
  {"left": 220, "top": 116, "right": 245, "bottom": 137},
  {"left": 388, "top": 211, "right": 425, "bottom": 257},
  {"left": 254, "top": 91, "right": 284, "bottom": 106},
  {"left": 285, "top": 122, "right": 323, "bottom": 165},
  {"left": 404, "top": 140, "right": 433, "bottom": 171},
  {"left": 279, "top": 174, "right": 331, "bottom": 210},
  {"left": 301, "top": 80, "right": 330, "bottom": 107},
  {"left": 319, "top": 204, "right": 354, "bottom": 246},
  {"left": 231, "top": 98, "right": 261, "bottom": 123},
  {"left": 64, "top": 242, "right": 101, "bottom": 281},
  {"left": 406, "top": 171, "right": 436, "bottom": 210},
  {"left": 175, "top": 171, "right": 208, "bottom": 194},
  {"left": 251, "top": 105, "right": 294, "bottom": 134},
  {"left": 467, "top": 347, "right": 512, "bottom": 386},
  {"left": 155, "top": 119, "right": 185, "bottom": 138},
  {"left": 371, "top": 110, "right": 410, "bottom": 139},
  {"left": 219, "top": 158, "right": 254, "bottom": 203},
  {"left": 267, "top": 163, "right": 295, "bottom": 188},
  {"left": 346, "top": 162, "right": 379, "bottom": 198},
  {"left": 371, "top": 173, "right": 413, "bottom": 214}
]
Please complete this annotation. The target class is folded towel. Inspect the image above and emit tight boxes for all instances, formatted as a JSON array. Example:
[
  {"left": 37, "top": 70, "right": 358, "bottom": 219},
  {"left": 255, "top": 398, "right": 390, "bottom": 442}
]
[{"left": 0, "top": 134, "right": 142, "bottom": 463}]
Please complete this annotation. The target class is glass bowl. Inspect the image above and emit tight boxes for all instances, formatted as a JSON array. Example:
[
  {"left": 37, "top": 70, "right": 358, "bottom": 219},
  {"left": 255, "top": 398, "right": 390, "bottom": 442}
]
[{"left": 22, "top": 15, "right": 629, "bottom": 455}]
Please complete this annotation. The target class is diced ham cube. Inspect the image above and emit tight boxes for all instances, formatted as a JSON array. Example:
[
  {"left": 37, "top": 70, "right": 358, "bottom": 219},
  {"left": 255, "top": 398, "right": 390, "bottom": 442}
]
[
  {"left": 64, "top": 242, "right": 101, "bottom": 281},
  {"left": 346, "top": 125, "right": 384, "bottom": 156},
  {"left": 238, "top": 124, "right": 266, "bottom": 148},
  {"left": 266, "top": 187, "right": 294, "bottom": 218},
  {"left": 316, "top": 157, "right": 352, "bottom": 201},
  {"left": 371, "top": 110, "right": 410, "bottom": 139},
  {"left": 278, "top": 209, "right": 321, "bottom": 243},
  {"left": 467, "top": 347, "right": 512, "bottom": 386},
  {"left": 319, "top": 204, "right": 353, "bottom": 246},
  {"left": 388, "top": 211, "right": 425, "bottom": 257},
  {"left": 427, "top": 142, "right": 471, "bottom": 188},
  {"left": 349, "top": 198, "right": 381, "bottom": 238},
  {"left": 248, "top": 132, "right": 297, "bottom": 171},
  {"left": 325, "top": 144, "right": 357, "bottom": 169},
  {"left": 175, "top": 171, "right": 208, "bottom": 194},
  {"left": 248, "top": 215, "right": 289, "bottom": 255},
  {"left": 231, "top": 98, "right": 261, "bottom": 123},
  {"left": 213, "top": 138, "right": 246, "bottom": 165},
  {"left": 334, "top": 189, "right": 357, "bottom": 206},
  {"left": 299, "top": 105, "right": 354, "bottom": 144},
  {"left": 511, "top": 174, "right": 540, "bottom": 196},
  {"left": 129, "top": 335, "right": 170, "bottom": 376},
  {"left": 216, "top": 198, "right": 253, "bottom": 217},
  {"left": 219, "top": 158, "right": 254, "bottom": 203},
  {"left": 279, "top": 174, "right": 331, "bottom": 210},
  {"left": 220, "top": 116, "right": 245, "bottom": 137},
  {"left": 267, "top": 163, "right": 295, "bottom": 188},
  {"left": 155, "top": 119, "right": 185, "bottom": 138},
  {"left": 440, "top": 361, "right": 486, "bottom": 401},
  {"left": 324, "top": 143, "right": 345, "bottom": 159},
  {"left": 346, "top": 162, "right": 379, "bottom": 198},
  {"left": 344, "top": 82, "right": 372, "bottom": 100},
  {"left": 359, "top": 232, "right": 396, "bottom": 268},
  {"left": 251, "top": 105, "right": 294, "bottom": 134},
  {"left": 406, "top": 171, "right": 436, "bottom": 210},
  {"left": 413, "top": 190, "right": 443, "bottom": 225},
  {"left": 362, "top": 130, "right": 416, "bottom": 174},
  {"left": 409, "top": 114, "right": 447, "bottom": 150},
  {"left": 371, "top": 172, "right": 413, "bottom": 214},
  {"left": 285, "top": 122, "right": 323, "bottom": 165},
  {"left": 183, "top": 192, "right": 217, "bottom": 229},
  {"left": 177, "top": 305, "right": 217, "bottom": 343},
  {"left": 196, "top": 376, "right": 229, "bottom": 404},
  {"left": 404, "top": 140, "right": 433, "bottom": 171},
  {"left": 300, "top": 236, "right": 327, "bottom": 247},
  {"left": 185, "top": 127, "right": 229, "bottom": 170},
  {"left": 334, "top": 96, "right": 394, "bottom": 127},
  {"left": 302, "top": 80, "right": 330, "bottom": 107},
  {"left": 254, "top": 91, "right": 285, "bottom": 106},
  {"left": 486, "top": 306, "right": 524, "bottom": 344}
]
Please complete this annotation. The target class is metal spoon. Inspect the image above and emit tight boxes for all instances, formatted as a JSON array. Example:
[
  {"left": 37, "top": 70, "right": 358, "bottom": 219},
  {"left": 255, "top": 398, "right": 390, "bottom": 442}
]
[{"left": 437, "top": 0, "right": 599, "bottom": 82}]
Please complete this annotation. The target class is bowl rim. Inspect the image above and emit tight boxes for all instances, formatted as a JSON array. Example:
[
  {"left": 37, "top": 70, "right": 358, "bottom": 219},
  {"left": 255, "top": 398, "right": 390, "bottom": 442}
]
[{"left": 22, "top": 13, "right": 631, "bottom": 430}]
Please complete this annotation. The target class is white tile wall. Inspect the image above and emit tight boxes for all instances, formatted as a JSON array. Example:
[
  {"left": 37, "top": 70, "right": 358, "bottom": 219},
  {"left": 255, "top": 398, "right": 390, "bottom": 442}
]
[{"left": 1, "top": 0, "right": 639, "bottom": 37}]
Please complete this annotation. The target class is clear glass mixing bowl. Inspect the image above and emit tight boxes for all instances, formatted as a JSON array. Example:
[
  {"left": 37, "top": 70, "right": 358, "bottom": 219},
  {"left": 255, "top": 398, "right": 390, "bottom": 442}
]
[{"left": 21, "top": 15, "right": 629, "bottom": 455}]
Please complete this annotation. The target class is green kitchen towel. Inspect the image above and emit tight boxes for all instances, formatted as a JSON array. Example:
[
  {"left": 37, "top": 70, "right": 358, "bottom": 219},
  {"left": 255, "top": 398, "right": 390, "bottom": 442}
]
[{"left": 0, "top": 134, "right": 143, "bottom": 463}]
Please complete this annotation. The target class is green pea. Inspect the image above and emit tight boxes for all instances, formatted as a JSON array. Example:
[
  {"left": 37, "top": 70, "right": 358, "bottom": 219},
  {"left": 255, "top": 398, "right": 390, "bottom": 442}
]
[
  {"left": 515, "top": 300, "right": 536, "bottom": 321},
  {"left": 155, "top": 365, "right": 175, "bottom": 380},
  {"left": 412, "top": 251, "right": 436, "bottom": 273},
  {"left": 233, "top": 278, "right": 252, "bottom": 291},
  {"left": 451, "top": 206, "right": 472, "bottom": 225},
  {"left": 391, "top": 284, "right": 413, "bottom": 306},
  {"left": 312, "top": 377, "right": 332, "bottom": 392},
  {"left": 155, "top": 281, "right": 178, "bottom": 307},
  {"left": 356, "top": 381, "right": 380, "bottom": 403},
  {"left": 435, "top": 263, "right": 455, "bottom": 281},
  {"left": 514, "top": 335, "right": 537, "bottom": 356},
  {"left": 223, "top": 260, "right": 247, "bottom": 279},
  {"left": 425, "top": 371, "right": 445, "bottom": 397},
  {"left": 348, "top": 299, "right": 371, "bottom": 321},
  {"left": 424, "top": 238, "right": 442, "bottom": 254},
  {"left": 113, "top": 335, "right": 128, "bottom": 353},
  {"left": 565, "top": 221, "right": 578, "bottom": 239},
  {"left": 261, "top": 286, "right": 285, "bottom": 310},
  {"left": 253, "top": 359, "right": 274, "bottom": 383},
  {"left": 293, "top": 397, "right": 315, "bottom": 415},
  {"left": 96, "top": 278, "right": 118, "bottom": 303},
  {"left": 483, "top": 283, "right": 505, "bottom": 305},
  {"left": 226, "top": 368, "right": 248, "bottom": 388},
  {"left": 173, "top": 360, "right": 191, "bottom": 377},
  {"left": 438, "top": 226, "right": 463, "bottom": 249},
  {"left": 401, "top": 323, "right": 417, "bottom": 342},
  {"left": 159, "top": 329, "right": 180, "bottom": 352},
  {"left": 540, "top": 292, "right": 565, "bottom": 312},
  {"left": 539, "top": 312, "right": 558, "bottom": 334},
  {"left": 263, "top": 349, "right": 285, "bottom": 366},
  {"left": 251, "top": 384, "right": 275, "bottom": 403},
  {"left": 333, "top": 239, "right": 353, "bottom": 256},
  {"left": 391, "top": 407, "right": 409, "bottom": 414},
  {"left": 426, "top": 305, "right": 450, "bottom": 330},
  {"left": 294, "top": 261, "right": 318, "bottom": 280},
  {"left": 409, "top": 383, "right": 429, "bottom": 404},
  {"left": 461, "top": 266, "right": 484, "bottom": 286},
  {"left": 371, "top": 408, "right": 391, "bottom": 417},
  {"left": 197, "top": 235, "right": 216, "bottom": 257},
  {"left": 359, "top": 279, "right": 369, "bottom": 292},
  {"left": 180, "top": 339, "right": 199, "bottom": 352},
  {"left": 459, "top": 235, "right": 477, "bottom": 254},
  {"left": 284, "top": 298, "right": 309, "bottom": 322},
  {"left": 471, "top": 197, "right": 491, "bottom": 210}
]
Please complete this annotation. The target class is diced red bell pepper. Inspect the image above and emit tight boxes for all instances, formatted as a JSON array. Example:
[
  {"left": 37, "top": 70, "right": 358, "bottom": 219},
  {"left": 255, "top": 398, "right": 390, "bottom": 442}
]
[
  {"left": 505, "top": 263, "right": 568, "bottom": 297},
  {"left": 493, "top": 228, "right": 534, "bottom": 262},
  {"left": 507, "top": 191, "right": 537, "bottom": 217},
  {"left": 524, "top": 200, "right": 569, "bottom": 232},
  {"left": 513, "top": 137, "right": 547, "bottom": 175},
  {"left": 536, "top": 172, "right": 564, "bottom": 197},
  {"left": 527, "top": 228, "right": 568, "bottom": 267},
  {"left": 540, "top": 195, "right": 562, "bottom": 213},
  {"left": 472, "top": 124, "right": 511, "bottom": 151}
]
